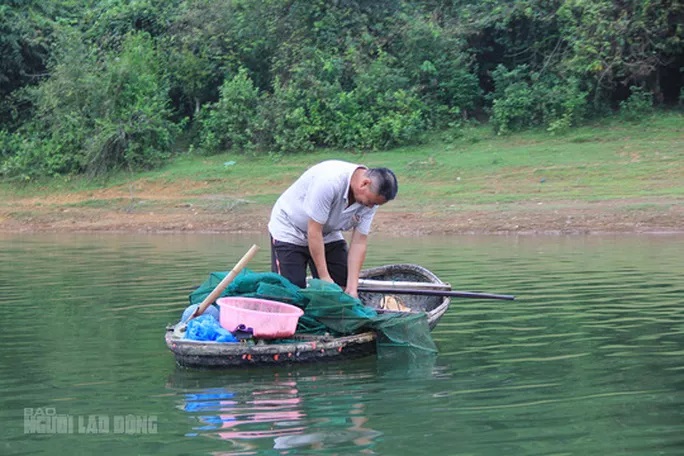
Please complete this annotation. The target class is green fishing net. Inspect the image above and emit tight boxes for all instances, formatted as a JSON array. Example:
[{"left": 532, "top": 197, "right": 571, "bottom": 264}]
[{"left": 189, "top": 269, "right": 437, "bottom": 354}]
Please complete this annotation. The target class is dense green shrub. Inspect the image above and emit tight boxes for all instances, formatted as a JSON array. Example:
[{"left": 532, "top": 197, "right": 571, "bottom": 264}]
[
  {"left": 388, "top": 13, "right": 480, "bottom": 126},
  {"left": 327, "top": 54, "right": 426, "bottom": 150},
  {"left": 267, "top": 82, "right": 319, "bottom": 154},
  {"left": 264, "top": 50, "right": 344, "bottom": 153},
  {"left": 0, "top": 130, "right": 32, "bottom": 180},
  {"left": 83, "top": 0, "right": 174, "bottom": 50},
  {"left": 198, "top": 68, "right": 260, "bottom": 154},
  {"left": 258, "top": 51, "right": 426, "bottom": 153},
  {"left": 490, "top": 65, "right": 588, "bottom": 134},
  {"left": 87, "top": 32, "right": 178, "bottom": 174},
  {"left": 619, "top": 86, "right": 654, "bottom": 121},
  {"left": 1, "top": 0, "right": 682, "bottom": 176},
  {"left": 1, "top": 31, "right": 177, "bottom": 178},
  {"left": 490, "top": 65, "right": 536, "bottom": 134}
]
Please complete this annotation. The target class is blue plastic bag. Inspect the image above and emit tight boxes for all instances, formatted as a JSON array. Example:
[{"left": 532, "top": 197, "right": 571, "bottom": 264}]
[
  {"left": 180, "top": 304, "right": 219, "bottom": 323},
  {"left": 185, "top": 314, "right": 238, "bottom": 343}
]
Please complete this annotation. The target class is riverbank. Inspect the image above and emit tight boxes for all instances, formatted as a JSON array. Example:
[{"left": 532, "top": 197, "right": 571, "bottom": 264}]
[
  {"left": 2, "top": 114, "right": 682, "bottom": 235},
  {"left": 1, "top": 185, "right": 681, "bottom": 235}
]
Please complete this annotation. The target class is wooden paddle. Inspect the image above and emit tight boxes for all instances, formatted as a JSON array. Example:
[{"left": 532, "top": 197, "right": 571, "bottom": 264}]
[
  {"left": 357, "top": 285, "right": 515, "bottom": 300},
  {"left": 191, "top": 244, "right": 261, "bottom": 319}
]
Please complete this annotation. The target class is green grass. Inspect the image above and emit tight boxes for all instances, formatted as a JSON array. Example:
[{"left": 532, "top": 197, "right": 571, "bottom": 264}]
[
  {"left": 63, "top": 198, "right": 130, "bottom": 208},
  {"left": 2, "top": 112, "right": 683, "bottom": 212}
]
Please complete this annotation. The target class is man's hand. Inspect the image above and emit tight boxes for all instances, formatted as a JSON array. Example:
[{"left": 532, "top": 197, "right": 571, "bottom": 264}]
[
  {"left": 345, "top": 286, "right": 358, "bottom": 298},
  {"left": 345, "top": 229, "right": 367, "bottom": 300},
  {"left": 308, "top": 218, "right": 331, "bottom": 281}
]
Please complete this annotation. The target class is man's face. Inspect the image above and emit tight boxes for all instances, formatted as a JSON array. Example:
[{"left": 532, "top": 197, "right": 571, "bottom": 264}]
[{"left": 354, "top": 181, "right": 387, "bottom": 207}]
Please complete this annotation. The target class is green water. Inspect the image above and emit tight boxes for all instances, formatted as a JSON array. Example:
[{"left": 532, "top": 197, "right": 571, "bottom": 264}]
[{"left": 1, "top": 233, "right": 683, "bottom": 455}]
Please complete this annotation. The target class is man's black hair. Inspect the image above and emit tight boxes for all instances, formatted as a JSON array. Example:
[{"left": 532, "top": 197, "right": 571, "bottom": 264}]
[{"left": 366, "top": 167, "right": 398, "bottom": 201}]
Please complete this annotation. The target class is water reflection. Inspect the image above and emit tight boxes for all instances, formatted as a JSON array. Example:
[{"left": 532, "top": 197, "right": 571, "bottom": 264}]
[
  {"left": 184, "top": 382, "right": 306, "bottom": 452},
  {"left": 168, "top": 363, "right": 384, "bottom": 453}
]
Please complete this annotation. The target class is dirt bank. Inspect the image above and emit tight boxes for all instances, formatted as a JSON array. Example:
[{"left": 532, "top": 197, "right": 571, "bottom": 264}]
[{"left": 1, "top": 184, "right": 681, "bottom": 235}]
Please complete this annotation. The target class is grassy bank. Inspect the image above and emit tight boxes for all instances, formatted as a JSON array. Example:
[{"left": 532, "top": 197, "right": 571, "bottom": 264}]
[{"left": 1, "top": 113, "right": 682, "bottom": 234}]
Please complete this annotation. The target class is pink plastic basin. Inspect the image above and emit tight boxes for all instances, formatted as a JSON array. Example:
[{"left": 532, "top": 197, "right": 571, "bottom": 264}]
[{"left": 217, "top": 297, "right": 304, "bottom": 339}]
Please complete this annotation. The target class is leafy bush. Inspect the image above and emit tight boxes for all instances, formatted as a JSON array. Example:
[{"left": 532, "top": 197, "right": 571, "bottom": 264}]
[
  {"left": 0, "top": 130, "right": 36, "bottom": 180},
  {"left": 388, "top": 15, "right": 480, "bottom": 127},
  {"left": 328, "top": 54, "right": 426, "bottom": 150},
  {"left": 541, "top": 75, "right": 588, "bottom": 134},
  {"left": 263, "top": 50, "right": 346, "bottom": 154},
  {"left": 490, "top": 65, "right": 588, "bottom": 134},
  {"left": 2, "top": 31, "right": 177, "bottom": 178},
  {"left": 198, "top": 68, "right": 260, "bottom": 154},
  {"left": 255, "top": 51, "right": 426, "bottom": 153},
  {"left": 255, "top": 80, "right": 318, "bottom": 155},
  {"left": 490, "top": 65, "right": 536, "bottom": 134},
  {"left": 0, "top": 130, "right": 20, "bottom": 162},
  {"left": 3, "top": 0, "right": 682, "bottom": 177},
  {"left": 619, "top": 86, "right": 654, "bottom": 121},
  {"left": 85, "top": 32, "right": 178, "bottom": 174},
  {"left": 83, "top": 0, "right": 171, "bottom": 49}
]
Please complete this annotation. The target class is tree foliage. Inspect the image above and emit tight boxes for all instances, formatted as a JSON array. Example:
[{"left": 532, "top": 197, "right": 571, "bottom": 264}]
[
  {"left": 2, "top": 31, "right": 176, "bottom": 178},
  {"left": 198, "top": 68, "right": 261, "bottom": 154},
  {"left": 1, "top": 0, "right": 682, "bottom": 178}
]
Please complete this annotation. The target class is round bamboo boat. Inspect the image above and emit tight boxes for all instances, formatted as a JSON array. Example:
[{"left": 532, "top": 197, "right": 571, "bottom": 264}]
[{"left": 165, "top": 263, "right": 450, "bottom": 368}]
